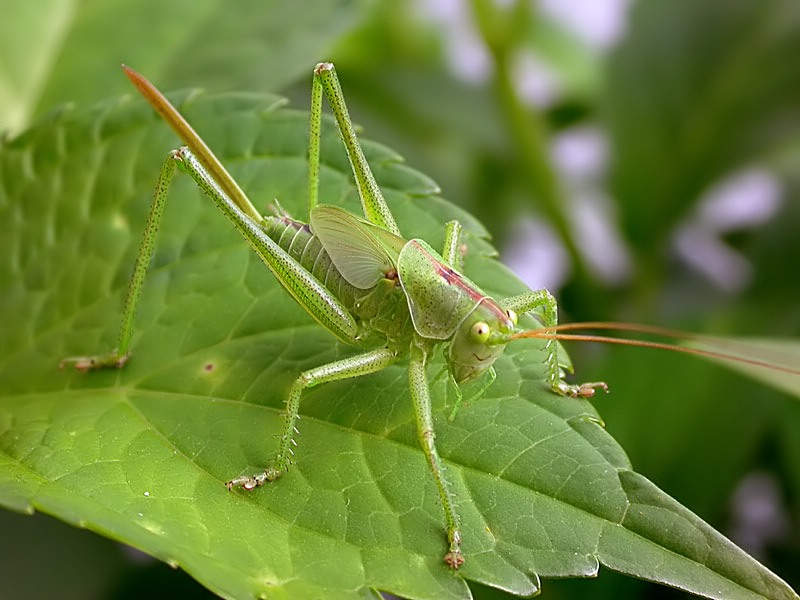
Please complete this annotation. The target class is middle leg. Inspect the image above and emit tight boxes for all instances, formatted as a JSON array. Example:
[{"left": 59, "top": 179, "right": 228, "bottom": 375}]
[{"left": 227, "top": 346, "right": 399, "bottom": 490}]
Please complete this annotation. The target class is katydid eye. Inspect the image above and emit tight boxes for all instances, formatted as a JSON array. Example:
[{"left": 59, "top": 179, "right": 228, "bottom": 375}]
[{"left": 471, "top": 322, "right": 491, "bottom": 343}]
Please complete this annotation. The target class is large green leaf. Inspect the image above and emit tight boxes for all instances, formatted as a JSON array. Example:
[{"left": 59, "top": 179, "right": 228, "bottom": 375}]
[{"left": 1, "top": 90, "right": 797, "bottom": 599}]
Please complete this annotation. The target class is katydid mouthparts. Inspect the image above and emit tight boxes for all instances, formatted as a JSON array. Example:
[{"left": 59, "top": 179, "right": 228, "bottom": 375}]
[{"left": 60, "top": 62, "right": 800, "bottom": 570}]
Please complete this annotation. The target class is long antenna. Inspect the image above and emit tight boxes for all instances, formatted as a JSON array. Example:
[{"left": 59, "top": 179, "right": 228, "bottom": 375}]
[{"left": 511, "top": 322, "right": 800, "bottom": 376}]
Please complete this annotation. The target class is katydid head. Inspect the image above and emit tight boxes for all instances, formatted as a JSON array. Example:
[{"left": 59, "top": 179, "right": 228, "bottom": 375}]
[{"left": 448, "top": 300, "right": 517, "bottom": 383}]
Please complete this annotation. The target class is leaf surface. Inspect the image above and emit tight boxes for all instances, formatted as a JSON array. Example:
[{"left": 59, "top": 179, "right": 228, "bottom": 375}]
[{"left": 0, "top": 92, "right": 797, "bottom": 600}]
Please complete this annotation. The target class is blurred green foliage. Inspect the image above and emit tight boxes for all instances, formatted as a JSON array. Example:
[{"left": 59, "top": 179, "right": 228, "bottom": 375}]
[{"left": 1, "top": 0, "right": 799, "bottom": 598}]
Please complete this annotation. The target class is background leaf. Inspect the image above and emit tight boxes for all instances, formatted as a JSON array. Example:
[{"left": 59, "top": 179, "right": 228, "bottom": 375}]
[{"left": 0, "top": 0, "right": 366, "bottom": 134}]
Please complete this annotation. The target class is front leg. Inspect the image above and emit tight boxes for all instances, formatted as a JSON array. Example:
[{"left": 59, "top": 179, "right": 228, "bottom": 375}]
[
  {"left": 440, "top": 220, "right": 464, "bottom": 271},
  {"left": 227, "top": 347, "right": 398, "bottom": 490},
  {"left": 502, "top": 290, "right": 608, "bottom": 398}
]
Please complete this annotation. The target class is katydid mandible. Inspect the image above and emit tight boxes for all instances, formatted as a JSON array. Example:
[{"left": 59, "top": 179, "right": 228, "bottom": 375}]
[{"left": 61, "top": 62, "right": 608, "bottom": 568}]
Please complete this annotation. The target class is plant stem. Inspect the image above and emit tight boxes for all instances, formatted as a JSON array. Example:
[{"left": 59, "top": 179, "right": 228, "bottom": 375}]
[{"left": 471, "top": 0, "right": 587, "bottom": 279}]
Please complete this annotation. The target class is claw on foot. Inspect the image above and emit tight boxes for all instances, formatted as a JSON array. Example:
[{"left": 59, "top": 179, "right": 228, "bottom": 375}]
[
  {"left": 443, "top": 529, "right": 464, "bottom": 569},
  {"left": 554, "top": 379, "right": 609, "bottom": 398},
  {"left": 576, "top": 381, "right": 609, "bottom": 398},
  {"left": 444, "top": 549, "right": 465, "bottom": 569},
  {"left": 60, "top": 352, "right": 130, "bottom": 372},
  {"left": 225, "top": 475, "right": 263, "bottom": 491},
  {"left": 225, "top": 467, "right": 283, "bottom": 492}
]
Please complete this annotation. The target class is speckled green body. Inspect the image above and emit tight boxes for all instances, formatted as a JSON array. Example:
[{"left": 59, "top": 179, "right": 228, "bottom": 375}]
[{"left": 263, "top": 213, "right": 413, "bottom": 349}]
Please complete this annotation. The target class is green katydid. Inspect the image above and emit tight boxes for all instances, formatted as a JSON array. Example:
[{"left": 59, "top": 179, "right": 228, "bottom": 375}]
[{"left": 60, "top": 62, "right": 799, "bottom": 569}]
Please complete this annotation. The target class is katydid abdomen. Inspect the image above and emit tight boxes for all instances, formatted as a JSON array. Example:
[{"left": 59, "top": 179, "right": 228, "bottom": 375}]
[{"left": 263, "top": 212, "right": 414, "bottom": 348}]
